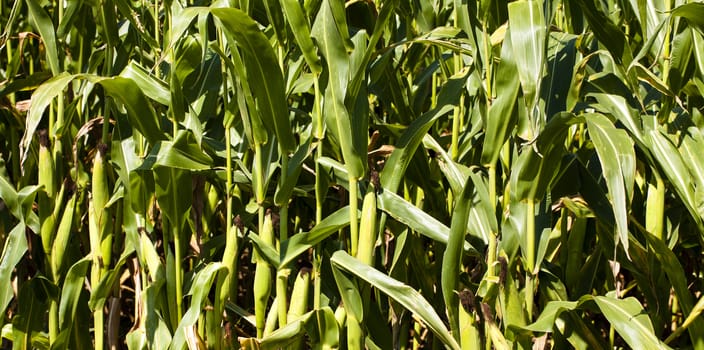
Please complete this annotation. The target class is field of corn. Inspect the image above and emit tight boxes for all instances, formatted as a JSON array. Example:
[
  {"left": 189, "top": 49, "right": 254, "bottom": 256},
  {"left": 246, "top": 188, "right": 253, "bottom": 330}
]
[{"left": 3, "top": 0, "right": 704, "bottom": 349}]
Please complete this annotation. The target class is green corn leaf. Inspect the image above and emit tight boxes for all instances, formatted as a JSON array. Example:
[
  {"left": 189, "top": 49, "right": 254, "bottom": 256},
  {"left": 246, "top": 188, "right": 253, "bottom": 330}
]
[
  {"left": 639, "top": 230, "right": 704, "bottom": 348},
  {"left": 303, "top": 307, "right": 340, "bottom": 350},
  {"left": 0, "top": 176, "right": 22, "bottom": 222},
  {"left": 323, "top": 0, "right": 354, "bottom": 52},
  {"left": 173, "top": 35, "right": 202, "bottom": 85},
  {"left": 113, "top": 0, "right": 159, "bottom": 48},
  {"left": 153, "top": 167, "right": 192, "bottom": 233},
  {"left": 248, "top": 231, "right": 280, "bottom": 270},
  {"left": 625, "top": 0, "right": 665, "bottom": 60},
  {"left": 380, "top": 69, "right": 466, "bottom": 192},
  {"left": 511, "top": 144, "right": 564, "bottom": 202},
  {"left": 12, "top": 276, "right": 55, "bottom": 350},
  {"left": 263, "top": 0, "right": 287, "bottom": 46},
  {"left": 671, "top": 3, "right": 704, "bottom": 32},
  {"left": 279, "top": 206, "right": 351, "bottom": 267},
  {"left": 317, "top": 156, "right": 350, "bottom": 190},
  {"left": 0, "top": 71, "right": 52, "bottom": 98},
  {"left": 667, "top": 25, "right": 693, "bottom": 95},
  {"left": 212, "top": 8, "right": 295, "bottom": 152},
  {"left": 120, "top": 62, "right": 170, "bottom": 106},
  {"left": 680, "top": 129, "right": 704, "bottom": 192},
  {"left": 441, "top": 177, "right": 475, "bottom": 343},
  {"left": 168, "top": 6, "right": 210, "bottom": 54},
  {"left": 347, "top": 0, "right": 396, "bottom": 101},
  {"left": 481, "top": 31, "right": 520, "bottom": 166},
  {"left": 171, "top": 263, "right": 226, "bottom": 350},
  {"left": 522, "top": 295, "right": 671, "bottom": 350},
  {"left": 0, "top": 0, "right": 23, "bottom": 50},
  {"left": 57, "top": 257, "right": 91, "bottom": 334},
  {"left": 556, "top": 312, "right": 609, "bottom": 350},
  {"left": 274, "top": 138, "right": 312, "bottom": 206},
  {"left": 508, "top": 0, "right": 546, "bottom": 115},
  {"left": 259, "top": 311, "right": 310, "bottom": 349},
  {"left": 20, "top": 72, "right": 75, "bottom": 166},
  {"left": 281, "top": 0, "right": 322, "bottom": 73},
  {"left": 23, "top": 74, "right": 165, "bottom": 150},
  {"left": 331, "top": 251, "right": 461, "bottom": 350},
  {"left": 647, "top": 130, "right": 703, "bottom": 233},
  {"left": 88, "top": 246, "right": 136, "bottom": 311},
  {"left": 331, "top": 259, "right": 364, "bottom": 322},
  {"left": 423, "top": 135, "right": 470, "bottom": 195},
  {"left": 521, "top": 300, "right": 578, "bottom": 332},
  {"left": 425, "top": 137, "right": 497, "bottom": 244},
  {"left": 589, "top": 93, "right": 645, "bottom": 145},
  {"left": 576, "top": 0, "right": 633, "bottom": 67},
  {"left": 586, "top": 113, "right": 635, "bottom": 254},
  {"left": 150, "top": 130, "right": 213, "bottom": 171},
  {"left": 0, "top": 224, "right": 28, "bottom": 317},
  {"left": 93, "top": 76, "right": 167, "bottom": 144},
  {"left": 593, "top": 296, "right": 671, "bottom": 350},
  {"left": 26, "top": 0, "right": 61, "bottom": 76},
  {"left": 312, "top": 0, "right": 365, "bottom": 179},
  {"left": 209, "top": 42, "right": 267, "bottom": 145},
  {"left": 377, "top": 187, "right": 478, "bottom": 254}
]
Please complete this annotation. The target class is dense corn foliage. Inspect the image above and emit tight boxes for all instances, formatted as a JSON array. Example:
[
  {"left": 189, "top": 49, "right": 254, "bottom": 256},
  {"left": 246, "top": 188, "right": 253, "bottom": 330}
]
[{"left": 3, "top": 0, "right": 704, "bottom": 348}]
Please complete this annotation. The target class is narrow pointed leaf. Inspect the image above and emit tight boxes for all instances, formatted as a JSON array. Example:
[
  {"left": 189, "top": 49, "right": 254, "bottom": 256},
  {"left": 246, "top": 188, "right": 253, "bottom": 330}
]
[
  {"left": 281, "top": 0, "right": 322, "bottom": 73},
  {"left": 508, "top": 0, "right": 545, "bottom": 110},
  {"left": 586, "top": 113, "right": 635, "bottom": 253},
  {"left": 331, "top": 251, "right": 461, "bottom": 350},
  {"left": 212, "top": 8, "right": 295, "bottom": 152}
]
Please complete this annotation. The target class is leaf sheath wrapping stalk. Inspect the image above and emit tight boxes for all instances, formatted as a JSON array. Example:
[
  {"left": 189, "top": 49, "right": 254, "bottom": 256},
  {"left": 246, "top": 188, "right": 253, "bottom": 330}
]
[
  {"left": 442, "top": 178, "right": 475, "bottom": 343},
  {"left": 254, "top": 212, "right": 275, "bottom": 337}
]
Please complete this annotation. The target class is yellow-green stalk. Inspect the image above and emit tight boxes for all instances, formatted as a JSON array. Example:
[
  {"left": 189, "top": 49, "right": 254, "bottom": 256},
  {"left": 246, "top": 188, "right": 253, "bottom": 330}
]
[
  {"left": 525, "top": 200, "right": 536, "bottom": 320},
  {"left": 347, "top": 187, "right": 378, "bottom": 350},
  {"left": 52, "top": 191, "right": 76, "bottom": 280},
  {"left": 254, "top": 211, "right": 274, "bottom": 338},
  {"left": 90, "top": 143, "right": 111, "bottom": 349},
  {"left": 38, "top": 130, "right": 56, "bottom": 254},
  {"left": 287, "top": 268, "right": 311, "bottom": 321},
  {"left": 313, "top": 75, "right": 325, "bottom": 310},
  {"left": 356, "top": 188, "right": 377, "bottom": 266},
  {"left": 646, "top": 171, "right": 665, "bottom": 240},
  {"left": 276, "top": 268, "right": 289, "bottom": 329},
  {"left": 38, "top": 129, "right": 59, "bottom": 343},
  {"left": 212, "top": 27, "right": 235, "bottom": 349},
  {"left": 263, "top": 297, "right": 279, "bottom": 337},
  {"left": 486, "top": 163, "right": 498, "bottom": 279},
  {"left": 348, "top": 177, "right": 359, "bottom": 258},
  {"left": 287, "top": 268, "right": 311, "bottom": 350},
  {"left": 277, "top": 154, "right": 290, "bottom": 329}
]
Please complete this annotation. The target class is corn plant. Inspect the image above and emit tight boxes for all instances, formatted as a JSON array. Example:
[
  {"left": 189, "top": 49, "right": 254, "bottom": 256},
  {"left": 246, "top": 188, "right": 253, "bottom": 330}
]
[{"left": 3, "top": 0, "right": 704, "bottom": 349}]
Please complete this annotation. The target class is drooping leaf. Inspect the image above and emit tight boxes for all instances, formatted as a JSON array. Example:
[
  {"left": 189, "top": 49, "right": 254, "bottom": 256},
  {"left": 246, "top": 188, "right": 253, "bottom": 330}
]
[
  {"left": 279, "top": 206, "right": 351, "bottom": 267},
  {"left": 586, "top": 113, "right": 635, "bottom": 254},
  {"left": 0, "top": 224, "right": 28, "bottom": 317},
  {"left": 331, "top": 251, "right": 461, "bottom": 350},
  {"left": 380, "top": 69, "right": 467, "bottom": 192},
  {"left": 647, "top": 130, "right": 704, "bottom": 233},
  {"left": 522, "top": 295, "right": 671, "bottom": 350}
]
